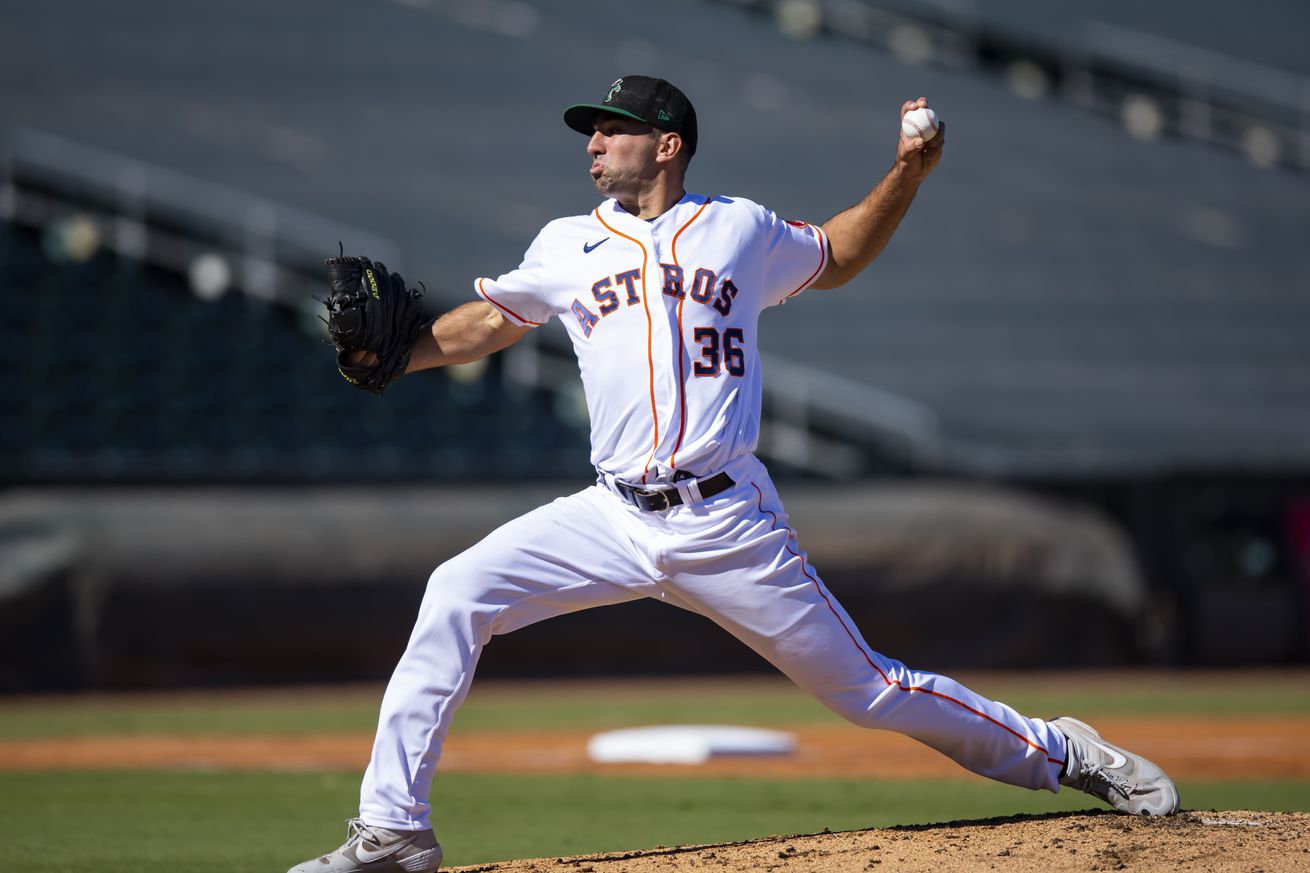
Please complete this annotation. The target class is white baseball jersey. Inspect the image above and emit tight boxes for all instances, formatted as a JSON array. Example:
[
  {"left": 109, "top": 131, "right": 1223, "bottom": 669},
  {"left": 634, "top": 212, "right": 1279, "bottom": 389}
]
[
  {"left": 475, "top": 193, "right": 827, "bottom": 484},
  {"left": 357, "top": 193, "right": 1070, "bottom": 835}
]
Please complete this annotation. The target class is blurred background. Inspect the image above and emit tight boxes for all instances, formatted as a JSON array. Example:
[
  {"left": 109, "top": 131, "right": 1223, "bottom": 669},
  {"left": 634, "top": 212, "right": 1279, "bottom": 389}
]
[{"left": 3, "top": 0, "right": 1309, "bottom": 693}]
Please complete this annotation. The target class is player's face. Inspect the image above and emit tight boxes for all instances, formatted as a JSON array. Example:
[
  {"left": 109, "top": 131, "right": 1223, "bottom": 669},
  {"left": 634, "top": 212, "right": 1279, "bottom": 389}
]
[{"left": 587, "top": 115, "right": 660, "bottom": 197}]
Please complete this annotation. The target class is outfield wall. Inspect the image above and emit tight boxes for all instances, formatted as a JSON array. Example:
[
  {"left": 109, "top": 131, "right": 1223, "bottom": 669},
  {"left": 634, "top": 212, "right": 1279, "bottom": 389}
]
[{"left": 0, "top": 482, "right": 1180, "bottom": 692}]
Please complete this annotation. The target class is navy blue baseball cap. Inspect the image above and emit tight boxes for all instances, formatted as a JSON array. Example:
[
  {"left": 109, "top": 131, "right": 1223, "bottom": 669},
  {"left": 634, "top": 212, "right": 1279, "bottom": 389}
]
[{"left": 564, "top": 75, "right": 698, "bottom": 156}]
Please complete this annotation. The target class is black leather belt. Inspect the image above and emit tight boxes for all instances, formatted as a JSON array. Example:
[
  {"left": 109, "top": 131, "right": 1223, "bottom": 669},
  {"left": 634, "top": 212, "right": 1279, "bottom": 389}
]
[{"left": 613, "top": 472, "right": 735, "bottom": 512}]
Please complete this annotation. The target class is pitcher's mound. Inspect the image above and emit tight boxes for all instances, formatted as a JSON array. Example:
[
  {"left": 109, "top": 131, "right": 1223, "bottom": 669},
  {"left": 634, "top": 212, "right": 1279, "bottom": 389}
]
[{"left": 449, "top": 809, "right": 1310, "bottom": 872}]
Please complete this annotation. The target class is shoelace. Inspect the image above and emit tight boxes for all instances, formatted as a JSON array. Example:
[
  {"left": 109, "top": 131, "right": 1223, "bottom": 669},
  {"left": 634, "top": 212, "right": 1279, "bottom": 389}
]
[
  {"left": 343, "top": 817, "right": 382, "bottom": 847},
  {"left": 1075, "top": 762, "right": 1134, "bottom": 800}
]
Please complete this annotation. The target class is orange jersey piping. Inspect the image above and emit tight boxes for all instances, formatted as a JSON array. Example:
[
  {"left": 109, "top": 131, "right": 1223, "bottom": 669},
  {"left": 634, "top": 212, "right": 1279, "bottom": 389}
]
[
  {"left": 668, "top": 196, "right": 714, "bottom": 469},
  {"left": 784, "top": 224, "right": 829, "bottom": 300},
  {"left": 476, "top": 278, "right": 542, "bottom": 326},
  {"left": 593, "top": 207, "right": 657, "bottom": 481}
]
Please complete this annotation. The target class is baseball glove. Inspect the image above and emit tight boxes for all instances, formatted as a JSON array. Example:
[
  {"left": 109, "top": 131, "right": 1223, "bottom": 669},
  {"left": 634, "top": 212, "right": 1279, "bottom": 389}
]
[{"left": 320, "top": 251, "right": 428, "bottom": 395}]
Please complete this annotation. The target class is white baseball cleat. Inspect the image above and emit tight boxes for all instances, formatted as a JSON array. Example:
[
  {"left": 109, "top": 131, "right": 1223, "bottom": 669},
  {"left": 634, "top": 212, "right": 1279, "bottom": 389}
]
[
  {"left": 1053, "top": 716, "right": 1180, "bottom": 816},
  {"left": 286, "top": 818, "right": 443, "bottom": 872}
]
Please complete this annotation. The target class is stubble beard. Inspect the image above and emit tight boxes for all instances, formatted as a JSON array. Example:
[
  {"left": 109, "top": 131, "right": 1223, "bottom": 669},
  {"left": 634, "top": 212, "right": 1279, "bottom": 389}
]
[
  {"left": 592, "top": 164, "right": 628, "bottom": 198},
  {"left": 591, "top": 155, "right": 657, "bottom": 202}
]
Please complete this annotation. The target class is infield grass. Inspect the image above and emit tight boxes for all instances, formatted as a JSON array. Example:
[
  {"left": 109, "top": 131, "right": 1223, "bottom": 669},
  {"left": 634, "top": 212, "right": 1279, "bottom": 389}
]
[
  {"left": 2, "top": 672, "right": 1309, "bottom": 871},
  {"left": 4, "top": 769, "right": 1308, "bottom": 872}
]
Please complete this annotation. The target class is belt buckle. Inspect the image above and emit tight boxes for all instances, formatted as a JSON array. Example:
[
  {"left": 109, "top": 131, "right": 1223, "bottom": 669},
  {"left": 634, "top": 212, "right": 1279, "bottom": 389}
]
[{"left": 633, "top": 487, "right": 671, "bottom": 512}]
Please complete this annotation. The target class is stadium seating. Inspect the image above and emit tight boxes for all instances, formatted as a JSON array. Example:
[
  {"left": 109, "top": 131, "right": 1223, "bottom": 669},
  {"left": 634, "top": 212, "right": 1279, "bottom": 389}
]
[{"left": 0, "top": 221, "right": 591, "bottom": 484}]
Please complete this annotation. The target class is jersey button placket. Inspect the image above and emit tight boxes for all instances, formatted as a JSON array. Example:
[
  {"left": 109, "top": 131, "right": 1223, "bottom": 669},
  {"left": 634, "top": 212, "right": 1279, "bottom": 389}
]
[
  {"left": 640, "top": 226, "right": 672, "bottom": 482},
  {"left": 652, "top": 227, "right": 686, "bottom": 482}
]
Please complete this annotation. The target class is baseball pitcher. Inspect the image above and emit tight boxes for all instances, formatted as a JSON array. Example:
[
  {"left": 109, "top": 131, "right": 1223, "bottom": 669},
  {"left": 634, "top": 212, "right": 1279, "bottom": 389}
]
[{"left": 291, "top": 75, "right": 1178, "bottom": 873}]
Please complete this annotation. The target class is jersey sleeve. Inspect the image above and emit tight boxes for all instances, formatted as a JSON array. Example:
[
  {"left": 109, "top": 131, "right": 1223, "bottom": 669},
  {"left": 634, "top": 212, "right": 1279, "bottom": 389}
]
[
  {"left": 473, "top": 231, "right": 555, "bottom": 327},
  {"left": 759, "top": 208, "right": 829, "bottom": 308}
]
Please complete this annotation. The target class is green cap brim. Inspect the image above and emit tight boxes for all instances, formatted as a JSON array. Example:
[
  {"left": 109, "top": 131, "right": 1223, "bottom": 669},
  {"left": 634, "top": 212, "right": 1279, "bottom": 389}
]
[{"left": 563, "top": 103, "right": 650, "bottom": 136}]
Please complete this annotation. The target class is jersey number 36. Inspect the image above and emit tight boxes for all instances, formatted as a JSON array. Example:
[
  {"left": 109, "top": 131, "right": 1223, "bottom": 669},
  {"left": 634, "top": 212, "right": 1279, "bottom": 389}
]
[{"left": 693, "top": 327, "right": 745, "bottom": 377}]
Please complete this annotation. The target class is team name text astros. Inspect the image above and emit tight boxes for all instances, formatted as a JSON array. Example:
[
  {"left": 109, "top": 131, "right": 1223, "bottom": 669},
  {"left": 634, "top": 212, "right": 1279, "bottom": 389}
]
[{"left": 569, "top": 263, "right": 740, "bottom": 336}]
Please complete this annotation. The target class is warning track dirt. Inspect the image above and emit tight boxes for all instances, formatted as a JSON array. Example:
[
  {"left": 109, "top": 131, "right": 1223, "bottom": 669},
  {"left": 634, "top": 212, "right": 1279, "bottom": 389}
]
[{"left": 2, "top": 716, "right": 1306, "bottom": 781}]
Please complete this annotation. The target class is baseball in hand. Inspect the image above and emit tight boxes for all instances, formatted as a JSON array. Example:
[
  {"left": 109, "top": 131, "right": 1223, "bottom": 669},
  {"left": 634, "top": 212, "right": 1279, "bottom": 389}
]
[{"left": 901, "top": 106, "right": 939, "bottom": 142}]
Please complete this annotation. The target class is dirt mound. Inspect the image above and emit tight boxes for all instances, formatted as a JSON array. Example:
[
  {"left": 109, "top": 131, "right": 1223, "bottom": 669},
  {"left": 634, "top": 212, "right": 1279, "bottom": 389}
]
[{"left": 448, "top": 810, "right": 1310, "bottom": 872}]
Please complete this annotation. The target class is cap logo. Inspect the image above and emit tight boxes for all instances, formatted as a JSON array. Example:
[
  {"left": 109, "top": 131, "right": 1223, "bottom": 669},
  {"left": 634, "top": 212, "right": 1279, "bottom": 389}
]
[
  {"left": 657, "top": 109, "right": 672, "bottom": 121},
  {"left": 605, "top": 79, "right": 622, "bottom": 103}
]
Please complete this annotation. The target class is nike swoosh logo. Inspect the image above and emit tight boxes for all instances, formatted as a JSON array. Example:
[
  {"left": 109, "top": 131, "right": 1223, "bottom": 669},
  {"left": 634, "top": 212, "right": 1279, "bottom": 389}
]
[
  {"left": 1089, "top": 734, "right": 1131, "bottom": 770},
  {"left": 354, "top": 839, "right": 402, "bottom": 864},
  {"left": 583, "top": 237, "right": 609, "bottom": 254},
  {"left": 1100, "top": 744, "right": 1131, "bottom": 765}
]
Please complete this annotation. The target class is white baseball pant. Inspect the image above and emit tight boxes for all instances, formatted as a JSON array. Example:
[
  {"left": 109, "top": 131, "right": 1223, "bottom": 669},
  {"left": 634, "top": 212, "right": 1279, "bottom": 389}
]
[{"left": 359, "top": 454, "right": 1068, "bottom": 830}]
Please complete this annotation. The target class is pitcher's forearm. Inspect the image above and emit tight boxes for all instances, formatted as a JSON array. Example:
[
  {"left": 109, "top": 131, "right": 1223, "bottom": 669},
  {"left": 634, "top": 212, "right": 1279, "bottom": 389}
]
[
  {"left": 816, "top": 165, "right": 923, "bottom": 289},
  {"left": 407, "top": 302, "right": 531, "bottom": 373},
  {"left": 811, "top": 97, "right": 946, "bottom": 291}
]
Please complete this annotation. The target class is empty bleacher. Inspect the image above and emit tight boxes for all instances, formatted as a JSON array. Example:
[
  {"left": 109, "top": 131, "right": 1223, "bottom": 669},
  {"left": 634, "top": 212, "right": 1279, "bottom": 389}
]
[
  {"left": 5, "top": 0, "right": 1308, "bottom": 480},
  {"left": 0, "top": 221, "right": 590, "bottom": 484}
]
